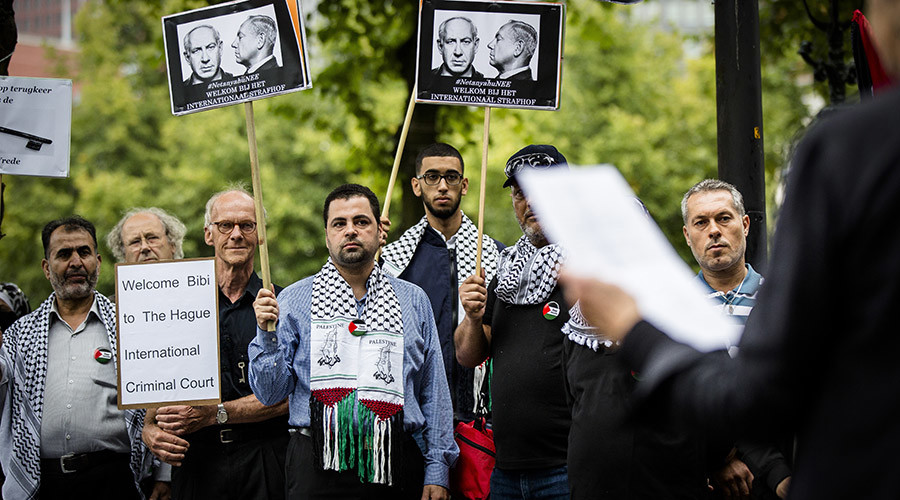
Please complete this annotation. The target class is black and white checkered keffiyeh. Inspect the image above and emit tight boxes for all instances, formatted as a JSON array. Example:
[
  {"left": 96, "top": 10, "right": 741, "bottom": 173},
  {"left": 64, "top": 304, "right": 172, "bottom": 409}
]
[
  {"left": 494, "top": 236, "right": 565, "bottom": 305},
  {"left": 312, "top": 258, "right": 403, "bottom": 334},
  {"left": 0, "top": 292, "right": 149, "bottom": 499},
  {"left": 562, "top": 303, "right": 615, "bottom": 351},
  {"left": 381, "top": 213, "right": 500, "bottom": 285},
  {"left": 0, "top": 282, "right": 30, "bottom": 318}
]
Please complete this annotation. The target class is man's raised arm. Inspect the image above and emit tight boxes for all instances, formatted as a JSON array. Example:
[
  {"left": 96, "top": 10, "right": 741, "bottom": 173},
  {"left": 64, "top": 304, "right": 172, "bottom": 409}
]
[{"left": 454, "top": 272, "right": 491, "bottom": 368}]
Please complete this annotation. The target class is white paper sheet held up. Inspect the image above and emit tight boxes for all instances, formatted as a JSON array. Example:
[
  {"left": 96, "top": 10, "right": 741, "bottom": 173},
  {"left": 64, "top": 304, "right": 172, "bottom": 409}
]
[{"left": 519, "top": 166, "right": 741, "bottom": 352}]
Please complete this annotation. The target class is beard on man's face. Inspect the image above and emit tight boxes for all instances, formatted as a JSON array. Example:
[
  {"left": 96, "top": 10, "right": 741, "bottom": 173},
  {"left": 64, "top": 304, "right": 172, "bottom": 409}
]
[
  {"left": 50, "top": 266, "right": 99, "bottom": 300},
  {"left": 332, "top": 237, "right": 377, "bottom": 269},
  {"left": 518, "top": 216, "right": 549, "bottom": 248},
  {"left": 423, "top": 196, "right": 461, "bottom": 220}
]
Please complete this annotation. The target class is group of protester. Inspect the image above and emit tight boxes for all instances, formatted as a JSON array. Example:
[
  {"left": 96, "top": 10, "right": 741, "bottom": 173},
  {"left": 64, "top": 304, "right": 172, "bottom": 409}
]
[
  {"left": 2, "top": 1, "right": 900, "bottom": 497},
  {"left": 0, "top": 139, "right": 794, "bottom": 500}
]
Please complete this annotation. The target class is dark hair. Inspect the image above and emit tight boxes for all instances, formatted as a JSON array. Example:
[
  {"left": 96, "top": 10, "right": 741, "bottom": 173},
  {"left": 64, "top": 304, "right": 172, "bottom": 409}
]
[
  {"left": 415, "top": 143, "right": 464, "bottom": 175},
  {"left": 42, "top": 215, "right": 98, "bottom": 258},
  {"left": 323, "top": 184, "right": 381, "bottom": 226}
]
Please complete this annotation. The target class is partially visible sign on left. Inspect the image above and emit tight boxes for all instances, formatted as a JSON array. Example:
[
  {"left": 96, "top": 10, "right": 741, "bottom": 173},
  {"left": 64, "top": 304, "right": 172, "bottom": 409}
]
[{"left": 0, "top": 76, "right": 72, "bottom": 178}]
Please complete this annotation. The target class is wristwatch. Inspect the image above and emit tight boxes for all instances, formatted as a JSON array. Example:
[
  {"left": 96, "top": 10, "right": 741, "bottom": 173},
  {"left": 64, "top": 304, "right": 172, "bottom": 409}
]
[{"left": 216, "top": 403, "right": 228, "bottom": 424}]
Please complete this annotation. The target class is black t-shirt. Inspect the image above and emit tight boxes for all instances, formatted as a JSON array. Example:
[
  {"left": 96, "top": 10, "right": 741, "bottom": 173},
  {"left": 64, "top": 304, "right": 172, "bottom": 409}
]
[
  {"left": 562, "top": 338, "right": 709, "bottom": 500},
  {"left": 485, "top": 277, "right": 571, "bottom": 470}
]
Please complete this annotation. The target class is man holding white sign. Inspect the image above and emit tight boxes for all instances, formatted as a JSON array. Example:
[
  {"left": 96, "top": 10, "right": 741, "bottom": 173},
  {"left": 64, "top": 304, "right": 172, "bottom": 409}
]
[
  {"left": 0, "top": 216, "right": 150, "bottom": 499},
  {"left": 250, "top": 184, "right": 456, "bottom": 500},
  {"left": 142, "top": 188, "right": 289, "bottom": 500},
  {"left": 107, "top": 207, "right": 187, "bottom": 264},
  {"left": 108, "top": 207, "right": 190, "bottom": 500}
]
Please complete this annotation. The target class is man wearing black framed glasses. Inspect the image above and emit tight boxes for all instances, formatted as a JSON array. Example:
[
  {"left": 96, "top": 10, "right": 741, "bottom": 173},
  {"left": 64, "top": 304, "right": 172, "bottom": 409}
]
[
  {"left": 143, "top": 187, "right": 289, "bottom": 500},
  {"left": 382, "top": 143, "right": 504, "bottom": 425}
]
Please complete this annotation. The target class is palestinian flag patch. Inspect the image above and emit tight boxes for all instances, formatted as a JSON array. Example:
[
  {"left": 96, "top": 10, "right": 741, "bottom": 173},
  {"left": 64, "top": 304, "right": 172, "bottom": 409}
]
[
  {"left": 93, "top": 347, "right": 113, "bottom": 364},
  {"left": 348, "top": 319, "right": 367, "bottom": 337},
  {"left": 542, "top": 301, "right": 560, "bottom": 321}
]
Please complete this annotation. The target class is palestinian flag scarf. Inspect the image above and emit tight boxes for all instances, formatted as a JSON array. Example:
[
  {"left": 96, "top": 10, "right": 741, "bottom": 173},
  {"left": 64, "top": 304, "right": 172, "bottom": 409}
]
[{"left": 309, "top": 259, "right": 404, "bottom": 485}]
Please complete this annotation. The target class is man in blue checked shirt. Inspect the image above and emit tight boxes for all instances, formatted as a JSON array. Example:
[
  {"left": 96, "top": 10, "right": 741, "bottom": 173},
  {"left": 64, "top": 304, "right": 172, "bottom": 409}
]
[{"left": 249, "top": 183, "right": 457, "bottom": 500}]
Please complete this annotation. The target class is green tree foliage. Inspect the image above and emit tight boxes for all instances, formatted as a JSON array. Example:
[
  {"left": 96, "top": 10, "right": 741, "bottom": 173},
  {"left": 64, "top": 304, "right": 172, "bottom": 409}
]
[
  {"left": 761, "top": 0, "right": 865, "bottom": 105},
  {"left": 2, "top": 0, "right": 813, "bottom": 304}
]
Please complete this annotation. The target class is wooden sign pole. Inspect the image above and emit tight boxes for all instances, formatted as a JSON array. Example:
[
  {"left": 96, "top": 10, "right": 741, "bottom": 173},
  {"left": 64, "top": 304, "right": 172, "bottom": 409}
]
[
  {"left": 0, "top": 173, "right": 4, "bottom": 239},
  {"left": 475, "top": 106, "right": 491, "bottom": 273},
  {"left": 244, "top": 101, "right": 275, "bottom": 332},
  {"left": 376, "top": 86, "right": 417, "bottom": 261},
  {"left": 382, "top": 86, "right": 417, "bottom": 220}
]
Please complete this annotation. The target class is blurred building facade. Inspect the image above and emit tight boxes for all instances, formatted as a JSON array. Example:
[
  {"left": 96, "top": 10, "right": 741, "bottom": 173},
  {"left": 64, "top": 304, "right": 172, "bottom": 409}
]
[{"left": 8, "top": 0, "right": 86, "bottom": 87}]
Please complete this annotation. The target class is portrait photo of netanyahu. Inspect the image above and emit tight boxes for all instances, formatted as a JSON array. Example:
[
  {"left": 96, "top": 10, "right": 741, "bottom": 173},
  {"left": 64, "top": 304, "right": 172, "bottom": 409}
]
[
  {"left": 416, "top": 0, "right": 564, "bottom": 111},
  {"left": 163, "top": 0, "right": 312, "bottom": 115}
]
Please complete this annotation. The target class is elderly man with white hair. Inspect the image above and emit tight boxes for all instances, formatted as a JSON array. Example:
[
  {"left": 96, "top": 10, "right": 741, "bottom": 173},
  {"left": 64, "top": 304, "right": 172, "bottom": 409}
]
[{"left": 106, "top": 207, "right": 186, "bottom": 264}]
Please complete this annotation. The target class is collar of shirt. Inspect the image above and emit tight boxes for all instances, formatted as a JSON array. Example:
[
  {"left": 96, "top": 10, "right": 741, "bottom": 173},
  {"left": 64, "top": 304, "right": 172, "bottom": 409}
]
[
  {"left": 498, "top": 66, "right": 531, "bottom": 79},
  {"left": 698, "top": 263, "right": 763, "bottom": 299},
  {"left": 354, "top": 293, "right": 368, "bottom": 318},
  {"left": 247, "top": 54, "right": 275, "bottom": 74},
  {"left": 219, "top": 271, "right": 264, "bottom": 307},
  {"left": 49, "top": 294, "right": 100, "bottom": 334},
  {"left": 426, "top": 224, "right": 459, "bottom": 250}
]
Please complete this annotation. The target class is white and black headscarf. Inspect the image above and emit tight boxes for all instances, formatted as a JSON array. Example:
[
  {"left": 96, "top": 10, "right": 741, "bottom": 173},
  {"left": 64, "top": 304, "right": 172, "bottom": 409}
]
[
  {"left": 381, "top": 212, "right": 500, "bottom": 285},
  {"left": 494, "top": 235, "right": 565, "bottom": 305}
]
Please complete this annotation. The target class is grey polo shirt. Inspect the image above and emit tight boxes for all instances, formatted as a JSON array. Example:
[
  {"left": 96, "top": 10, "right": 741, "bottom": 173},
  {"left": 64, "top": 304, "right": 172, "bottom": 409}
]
[{"left": 40, "top": 296, "right": 130, "bottom": 458}]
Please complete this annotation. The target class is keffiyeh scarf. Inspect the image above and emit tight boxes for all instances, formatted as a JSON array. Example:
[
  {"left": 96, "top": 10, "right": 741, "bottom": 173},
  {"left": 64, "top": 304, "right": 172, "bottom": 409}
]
[
  {"left": 0, "top": 282, "right": 29, "bottom": 317},
  {"left": 562, "top": 303, "right": 615, "bottom": 351},
  {"left": 494, "top": 235, "right": 564, "bottom": 305},
  {"left": 309, "top": 259, "right": 405, "bottom": 485},
  {"left": 381, "top": 213, "right": 500, "bottom": 285},
  {"left": 0, "top": 292, "right": 147, "bottom": 500}
]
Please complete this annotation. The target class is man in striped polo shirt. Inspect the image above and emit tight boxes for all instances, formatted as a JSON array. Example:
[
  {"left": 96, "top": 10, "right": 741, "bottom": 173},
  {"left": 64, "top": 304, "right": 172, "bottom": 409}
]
[
  {"left": 682, "top": 179, "right": 761, "bottom": 324},
  {"left": 682, "top": 179, "right": 792, "bottom": 499}
]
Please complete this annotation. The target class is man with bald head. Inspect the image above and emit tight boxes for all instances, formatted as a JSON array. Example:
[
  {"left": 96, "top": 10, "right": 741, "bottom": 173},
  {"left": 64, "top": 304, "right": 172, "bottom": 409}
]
[
  {"left": 182, "top": 24, "right": 232, "bottom": 85},
  {"left": 107, "top": 207, "right": 186, "bottom": 264},
  {"left": 141, "top": 188, "right": 289, "bottom": 500}
]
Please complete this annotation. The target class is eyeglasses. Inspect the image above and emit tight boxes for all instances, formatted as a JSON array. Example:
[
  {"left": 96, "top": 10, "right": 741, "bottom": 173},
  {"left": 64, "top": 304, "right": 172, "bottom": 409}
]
[
  {"left": 505, "top": 152, "right": 558, "bottom": 178},
  {"left": 210, "top": 221, "right": 257, "bottom": 234},
  {"left": 417, "top": 171, "right": 463, "bottom": 186},
  {"left": 127, "top": 234, "right": 165, "bottom": 250}
]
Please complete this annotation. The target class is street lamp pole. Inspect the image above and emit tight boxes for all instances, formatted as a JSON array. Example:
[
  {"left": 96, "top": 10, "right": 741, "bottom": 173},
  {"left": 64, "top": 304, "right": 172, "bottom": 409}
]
[{"left": 714, "top": 0, "right": 768, "bottom": 272}]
